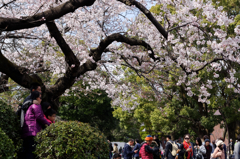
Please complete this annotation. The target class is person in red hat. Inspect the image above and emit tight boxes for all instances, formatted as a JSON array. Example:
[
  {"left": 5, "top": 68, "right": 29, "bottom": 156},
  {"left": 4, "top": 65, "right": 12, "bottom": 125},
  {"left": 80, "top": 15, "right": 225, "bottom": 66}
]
[{"left": 140, "top": 135, "right": 160, "bottom": 159}]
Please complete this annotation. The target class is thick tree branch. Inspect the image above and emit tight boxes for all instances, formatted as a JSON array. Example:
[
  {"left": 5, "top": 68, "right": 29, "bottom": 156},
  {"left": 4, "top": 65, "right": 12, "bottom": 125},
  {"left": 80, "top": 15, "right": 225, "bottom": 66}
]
[
  {"left": 117, "top": 0, "right": 168, "bottom": 39},
  {"left": 0, "top": 51, "right": 44, "bottom": 90},
  {"left": 46, "top": 21, "right": 80, "bottom": 67},
  {"left": 90, "top": 33, "right": 159, "bottom": 62},
  {"left": 45, "top": 21, "right": 81, "bottom": 101},
  {"left": 0, "top": 0, "right": 96, "bottom": 31}
]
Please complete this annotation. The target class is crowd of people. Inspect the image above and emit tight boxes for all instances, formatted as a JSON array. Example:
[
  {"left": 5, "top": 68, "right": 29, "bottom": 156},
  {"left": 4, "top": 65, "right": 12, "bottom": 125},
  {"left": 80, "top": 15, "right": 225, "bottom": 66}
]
[
  {"left": 15, "top": 83, "right": 240, "bottom": 159},
  {"left": 17, "top": 83, "right": 57, "bottom": 159},
  {"left": 108, "top": 134, "right": 240, "bottom": 159}
]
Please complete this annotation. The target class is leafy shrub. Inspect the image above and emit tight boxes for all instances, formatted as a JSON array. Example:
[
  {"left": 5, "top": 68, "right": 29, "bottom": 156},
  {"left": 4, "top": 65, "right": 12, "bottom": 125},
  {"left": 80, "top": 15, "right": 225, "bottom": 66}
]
[
  {"left": 35, "top": 121, "right": 109, "bottom": 159},
  {"left": 0, "top": 127, "right": 15, "bottom": 159},
  {"left": 59, "top": 89, "right": 117, "bottom": 139},
  {"left": 0, "top": 101, "right": 22, "bottom": 151}
]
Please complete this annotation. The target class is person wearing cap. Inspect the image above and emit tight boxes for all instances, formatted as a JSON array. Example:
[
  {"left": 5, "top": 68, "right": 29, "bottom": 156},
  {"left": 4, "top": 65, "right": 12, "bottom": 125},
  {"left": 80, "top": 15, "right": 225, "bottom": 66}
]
[
  {"left": 211, "top": 140, "right": 225, "bottom": 159},
  {"left": 218, "top": 137, "right": 227, "bottom": 159},
  {"left": 202, "top": 135, "right": 214, "bottom": 154},
  {"left": 203, "top": 139, "right": 212, "bottom": 159},
  {"left": 139, "top": 135, "right": 160, "bottom": 159},
  {"left": 164, "top": 135, "right": 176, "bottom": 159},
  {"left": 123, "top": 139, "right": 138, "bottom": 159},
  {"left": 234, "top": 135, "right": 240, "bottom": 159}
]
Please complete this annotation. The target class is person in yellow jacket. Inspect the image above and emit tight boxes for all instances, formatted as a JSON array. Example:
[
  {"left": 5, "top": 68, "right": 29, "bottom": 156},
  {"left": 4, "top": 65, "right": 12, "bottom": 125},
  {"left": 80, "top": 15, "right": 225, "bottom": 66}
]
[{"left": 113, "top": 143, "right": 119, "bottom": 156}]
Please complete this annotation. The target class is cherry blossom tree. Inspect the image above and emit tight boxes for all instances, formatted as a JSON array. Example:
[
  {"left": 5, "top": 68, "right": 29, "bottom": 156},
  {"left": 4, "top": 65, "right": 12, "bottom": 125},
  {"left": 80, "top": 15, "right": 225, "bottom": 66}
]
[
  {"left": 111, "top": 0, "right": 240, "bottom": 137},
  {"left": 0, "top": 0, "right": 240, "bottom": 112},
  {"left": 0, "top": 0, "right": 167, "bottom": 109},
  {"left": 110, "top": 0, "right": 240, "bottom": 111}
]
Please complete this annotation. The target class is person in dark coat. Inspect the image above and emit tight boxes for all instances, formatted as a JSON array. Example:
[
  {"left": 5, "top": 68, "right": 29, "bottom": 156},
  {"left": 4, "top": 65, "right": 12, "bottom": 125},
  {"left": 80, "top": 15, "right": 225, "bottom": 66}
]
[
  {"left": 164, "top": 135, "right": 176, "bottom": 159},
  {"left": 133, "top": 139, "right": 141, "bottom": 159},
  {"left": 23, "top": 83, "right": 42, "bottom": 103},
  {"left": 177, "top": 144, "right": 188, "bottom": 159},
  {"left": 119, "top": 147, "right": 123, "bottom": 154},
  {"left": 123, "top": 139, "right": 138, "bottom": 159},
  {"left": 154, "top": 135, "right": 160, "bottom": 148},
  {"left": 108, "top": 140, "right": 113, "bottom": 159},
  {"left": 16, "top": 83, "right": 42, "bottom": 117},
  {"left": 230, "top": 139, "right": 234, "bottom": 155},
  {"left": 204, "top": 139, "right": 212, "bottom": 159}
]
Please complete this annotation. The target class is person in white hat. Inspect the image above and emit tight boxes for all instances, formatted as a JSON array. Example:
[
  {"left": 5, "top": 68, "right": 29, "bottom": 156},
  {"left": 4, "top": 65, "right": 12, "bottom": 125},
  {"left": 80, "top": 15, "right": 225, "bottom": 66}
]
[{"left": 211, "top": 140, "right": 225, "bottom": 159}]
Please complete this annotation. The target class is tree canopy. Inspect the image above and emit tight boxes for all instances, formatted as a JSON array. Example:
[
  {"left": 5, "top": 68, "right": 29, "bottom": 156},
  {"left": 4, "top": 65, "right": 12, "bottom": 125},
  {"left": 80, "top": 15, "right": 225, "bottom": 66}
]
[{"left": 1, "top": 0, "right": 240, "bottom": 140}]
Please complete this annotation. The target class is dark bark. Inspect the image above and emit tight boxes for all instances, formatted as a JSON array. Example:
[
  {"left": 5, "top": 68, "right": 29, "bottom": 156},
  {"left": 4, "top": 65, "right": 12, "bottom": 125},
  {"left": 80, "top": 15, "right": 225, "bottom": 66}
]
[
  {"left": 117, "top": 0, "right": 168, "bottom": 39},
  {"left": 0, "top": 0, "right": 96, "bottom": 31},
  {"left": 46, "top": 21, "right": 80, "bottom": 67},
  {"left": 0, "top": 51, "right": 44, "bottom": 90},
  {"left": 90, "top": 33, "right": 158, "bottom": 61}
]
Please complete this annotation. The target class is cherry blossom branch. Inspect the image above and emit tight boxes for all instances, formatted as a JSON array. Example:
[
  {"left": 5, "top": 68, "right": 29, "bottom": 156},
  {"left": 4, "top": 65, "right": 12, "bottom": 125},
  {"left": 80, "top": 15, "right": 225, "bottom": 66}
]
[
  {"left": 117, "top": 0, "right": 168, "bottom": 39},
  {"left": 193, "top": 58, "right": 224, "bottom": 74},
  {"left": 167, "top": 22, "right": 192, "bottom": 32},
  {"left": 192, "top": 24, "right": 211, "bottom": 40},
  {"left": 0, "top": 0, "right": 96, "bottom": 31},
  {"left": 0, "top": 0, "right": 16, "bottom": 10}
]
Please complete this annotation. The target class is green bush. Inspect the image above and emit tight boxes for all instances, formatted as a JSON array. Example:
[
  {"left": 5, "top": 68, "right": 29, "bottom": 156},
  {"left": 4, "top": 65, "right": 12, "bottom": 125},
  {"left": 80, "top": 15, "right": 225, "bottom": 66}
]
[
  {"left": 0, "top": 127, "right": 15, "bottom": 159},
  {"left": 0, "top": 101, "right": 22, "bottom": 152},
  {"left": 59, "top": 89, "right": 117, "bottom": 140},
  {"left": 35, "top": 121, "right": 109, "bottom": 159}
]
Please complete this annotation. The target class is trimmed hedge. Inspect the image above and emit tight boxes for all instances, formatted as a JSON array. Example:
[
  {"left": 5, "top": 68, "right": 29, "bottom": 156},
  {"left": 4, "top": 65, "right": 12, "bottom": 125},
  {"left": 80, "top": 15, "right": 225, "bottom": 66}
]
[
  {"left": 35, "top": 121, "right": 109, "bottom": 159},
  {"left": 0, "top": 127, "right": 15, "bottom": 159},
  {"left": 0, "top": 101, "right": 22, "bottom": 153}
]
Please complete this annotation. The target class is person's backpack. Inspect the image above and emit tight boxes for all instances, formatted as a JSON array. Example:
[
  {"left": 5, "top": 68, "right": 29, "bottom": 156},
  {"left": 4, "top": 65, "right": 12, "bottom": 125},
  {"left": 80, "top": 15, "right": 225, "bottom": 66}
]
[
  {"left": 18, "top": 99, "right": 33, "bottom": 127},
  {"left": 168, "top": 141, "right": 178, "bottom": 156}
]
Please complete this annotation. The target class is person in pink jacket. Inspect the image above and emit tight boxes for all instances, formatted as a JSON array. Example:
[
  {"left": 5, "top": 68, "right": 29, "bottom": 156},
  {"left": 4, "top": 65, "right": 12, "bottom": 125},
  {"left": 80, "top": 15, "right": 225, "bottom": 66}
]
[
  {"left": 212, "top": 140, "right": 225, "bottom": 159},
  {"left": 22, "top": 91, "right": 50, "bottom": 159}
]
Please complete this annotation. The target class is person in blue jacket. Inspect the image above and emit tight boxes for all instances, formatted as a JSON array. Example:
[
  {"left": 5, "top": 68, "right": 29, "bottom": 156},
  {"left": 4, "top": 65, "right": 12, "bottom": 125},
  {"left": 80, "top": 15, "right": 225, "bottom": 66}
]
[
  {"left": 133, "top": 139, "right": 141, "bottom": 159},
  {"left": 123, "top": 139, "right": 138, "bottom": 159}
]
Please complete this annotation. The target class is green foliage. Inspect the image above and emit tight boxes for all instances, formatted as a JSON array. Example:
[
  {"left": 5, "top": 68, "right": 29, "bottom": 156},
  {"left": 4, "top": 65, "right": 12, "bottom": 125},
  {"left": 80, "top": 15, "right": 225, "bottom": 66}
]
[
  {"left": 113, "top": 107, "right": 142, "bottom": 141},
  {"left": 0, "top": 128, "right": 15, "bottom": 159},
  {"left": 35, "top": 121, "right": 109, "bottom": 159},
  {"left": 0, "top": 101, "right": 22, "bottom": 153},
  {"left": 212, "top": 0, "right": 240, "bottom": 16},
  {"left": 59, "top": 88, "right": 117, "bottom": 140}
]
